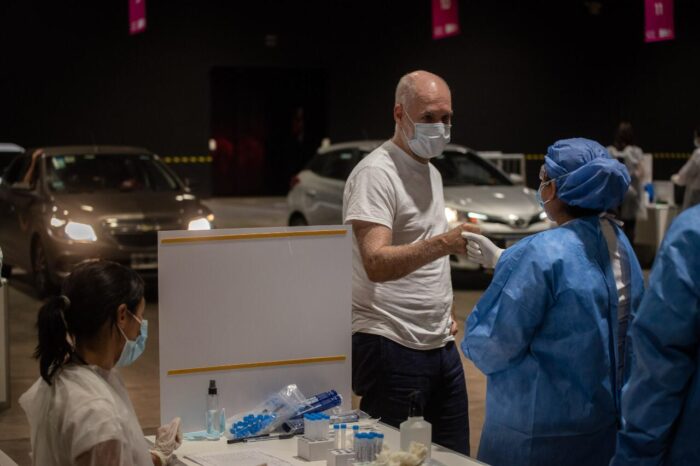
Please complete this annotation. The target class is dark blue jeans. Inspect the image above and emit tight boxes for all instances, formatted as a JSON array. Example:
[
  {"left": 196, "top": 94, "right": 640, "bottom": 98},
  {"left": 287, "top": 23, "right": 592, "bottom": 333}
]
[{"left": 352, "top": 332, "right": 470, "bottom": 455}]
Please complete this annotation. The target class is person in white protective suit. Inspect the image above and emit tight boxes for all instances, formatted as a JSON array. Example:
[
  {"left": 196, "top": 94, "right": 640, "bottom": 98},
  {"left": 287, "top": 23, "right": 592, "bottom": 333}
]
[
  {"left": 607, "top": 122, "right": 647, "bottom": 243},
  {"left": 671, "top": 124, "right": 700, "bottom": 210},
  {"left": 19, "top": 260, "right": 182, "bottom": 466}
]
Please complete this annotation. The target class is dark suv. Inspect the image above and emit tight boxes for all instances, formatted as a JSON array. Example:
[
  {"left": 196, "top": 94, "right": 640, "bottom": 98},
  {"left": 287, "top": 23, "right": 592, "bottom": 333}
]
[{"left": 0, "top": 146, "right": 214, "bottom": 295}]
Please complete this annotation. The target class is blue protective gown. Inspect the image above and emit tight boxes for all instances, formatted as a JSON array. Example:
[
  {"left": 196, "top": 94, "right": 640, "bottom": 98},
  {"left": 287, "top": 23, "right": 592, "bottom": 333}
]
[
  {"left": 611, "top": 205, "right": 700, "bottom": 466},
  {"left": 461, "top": 216, "right": 644, "bottom": 466}
]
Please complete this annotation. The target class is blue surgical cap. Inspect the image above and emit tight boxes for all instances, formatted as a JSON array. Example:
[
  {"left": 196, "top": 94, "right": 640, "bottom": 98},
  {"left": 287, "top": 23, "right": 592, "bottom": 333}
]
[{"left": 543, "top": 138, "right": 631, "bottom": 211}]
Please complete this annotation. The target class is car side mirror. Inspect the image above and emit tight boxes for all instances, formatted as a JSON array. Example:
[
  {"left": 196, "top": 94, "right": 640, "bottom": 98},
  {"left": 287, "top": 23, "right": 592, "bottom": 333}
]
[
  {"left": 11, "top": 181, "right": 32, "bottom": 191},
  {"left": 508, "top": 173, "right": 524, "bottom": 185}
]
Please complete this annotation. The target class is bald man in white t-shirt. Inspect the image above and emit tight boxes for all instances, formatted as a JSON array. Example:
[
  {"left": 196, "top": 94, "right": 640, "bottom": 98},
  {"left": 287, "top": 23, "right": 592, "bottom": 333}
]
[{"left": 343, "top": 70, "right": 477, "bottom": 455}]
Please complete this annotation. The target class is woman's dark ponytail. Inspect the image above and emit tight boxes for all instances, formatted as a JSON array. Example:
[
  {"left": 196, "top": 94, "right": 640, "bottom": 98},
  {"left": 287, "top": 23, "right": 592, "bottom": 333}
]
[{"left": 34, "top": 295, "right": 73, "bottom": 384}]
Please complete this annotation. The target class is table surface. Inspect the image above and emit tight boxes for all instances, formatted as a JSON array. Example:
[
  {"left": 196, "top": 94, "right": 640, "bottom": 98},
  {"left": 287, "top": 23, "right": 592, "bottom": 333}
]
[{"left": 151, "top": 422, "right": 485, "bottom": 466}]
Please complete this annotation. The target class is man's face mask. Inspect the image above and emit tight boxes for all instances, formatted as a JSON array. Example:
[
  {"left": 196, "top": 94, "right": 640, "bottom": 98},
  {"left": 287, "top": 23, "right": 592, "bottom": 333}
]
[
  {"left": 401, "top": 110, "right": 451, "bottom": 160},
  {"left": 116, "top": 311, "right": 148, "bottom": 368}
]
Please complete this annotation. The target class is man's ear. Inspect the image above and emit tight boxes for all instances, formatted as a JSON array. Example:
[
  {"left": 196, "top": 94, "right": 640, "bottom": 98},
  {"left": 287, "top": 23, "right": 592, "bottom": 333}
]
[{"left": 393, "top": 103, "right": 403, "bottom": 124}]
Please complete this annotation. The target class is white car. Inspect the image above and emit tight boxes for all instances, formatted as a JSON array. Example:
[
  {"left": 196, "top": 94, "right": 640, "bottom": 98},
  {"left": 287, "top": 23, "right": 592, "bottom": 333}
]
[{"left": 287, "top": 141, "right": 554, "bottom": 269}]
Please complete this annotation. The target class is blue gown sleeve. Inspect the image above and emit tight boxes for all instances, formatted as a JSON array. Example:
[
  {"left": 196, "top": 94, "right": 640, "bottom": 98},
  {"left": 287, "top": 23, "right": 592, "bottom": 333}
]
[
  {"left": 612, "top": 211, "right": 700, "bottom": 466},
  {"left": 461, "top": 237, "right": 552, "bottom": 375}
]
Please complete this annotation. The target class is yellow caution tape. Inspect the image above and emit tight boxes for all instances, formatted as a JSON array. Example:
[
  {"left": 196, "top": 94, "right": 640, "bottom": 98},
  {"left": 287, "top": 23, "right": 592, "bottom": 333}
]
[{"left": 162, "top": 155, "right": 213, "bottom": 164}]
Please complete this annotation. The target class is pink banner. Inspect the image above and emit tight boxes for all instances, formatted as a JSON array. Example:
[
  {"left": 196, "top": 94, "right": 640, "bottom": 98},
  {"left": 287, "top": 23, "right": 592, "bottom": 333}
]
[
  {"left": 432, "top": 0, "right": 460, "bottom": 40},
  {"left": 129, "top": 0, "right": 147, "bottom": 35},
  {"left": 645, "top": 0, "right": 674, "bottom": 43}
]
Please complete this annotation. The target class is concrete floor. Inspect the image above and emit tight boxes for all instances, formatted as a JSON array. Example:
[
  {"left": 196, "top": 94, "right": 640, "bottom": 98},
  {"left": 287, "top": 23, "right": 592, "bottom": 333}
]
[{"left": 0, "top": 197, "right": 490, "bottom": 464}]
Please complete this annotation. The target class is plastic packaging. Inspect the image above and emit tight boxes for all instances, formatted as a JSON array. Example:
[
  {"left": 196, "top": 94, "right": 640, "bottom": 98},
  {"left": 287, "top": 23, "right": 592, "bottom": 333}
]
[
  {"left": 330, "top": 410, "right": 360, "bottom": 424},
  {"left": 227, "top": 384, "right": 306, "bottom": 439},
  {"left": 291, "top": 390, "right": 343, "bottom": 419}
]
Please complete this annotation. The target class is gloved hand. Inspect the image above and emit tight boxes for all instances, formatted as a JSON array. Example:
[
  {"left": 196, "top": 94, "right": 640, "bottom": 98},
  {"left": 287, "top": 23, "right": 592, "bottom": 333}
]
[
  {"left": 461, "top": 232, "right": 503, "bottom": 269},
  {"left": 671, "top": 173, "right": 680, "bottom": 185},
  {"left": 151, "top": 417, "right": 182, "bottom": 465}
]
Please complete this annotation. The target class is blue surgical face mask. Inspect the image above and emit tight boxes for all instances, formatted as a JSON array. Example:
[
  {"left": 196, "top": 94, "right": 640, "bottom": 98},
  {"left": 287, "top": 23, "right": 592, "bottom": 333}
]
[
  {"left": 401, "top": 111, "right": 451, "bottom": 160},
  {"left": 116, "top": 312, "right": 148, "bottom": 368},
  {"left": 536, "top": 180, "right": 554, "bottom": 209}
]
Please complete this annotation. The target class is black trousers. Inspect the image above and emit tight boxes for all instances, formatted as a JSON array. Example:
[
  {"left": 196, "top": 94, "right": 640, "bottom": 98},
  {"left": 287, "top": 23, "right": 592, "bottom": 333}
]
[{"left": 352, "top": 332, "right": 470, "bottom": 455}]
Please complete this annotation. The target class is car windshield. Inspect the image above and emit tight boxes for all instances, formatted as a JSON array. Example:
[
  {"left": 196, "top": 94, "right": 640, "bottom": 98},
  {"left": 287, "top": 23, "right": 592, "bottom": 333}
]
[
  {"left": 0, "top": 152, "right": 22, "bottom": 176},
  {"left": 46, "top": 153, "right": 181, "bottom": 193},
  {"left": 431, "top": 150, "right": 512, "bottom": 186}
]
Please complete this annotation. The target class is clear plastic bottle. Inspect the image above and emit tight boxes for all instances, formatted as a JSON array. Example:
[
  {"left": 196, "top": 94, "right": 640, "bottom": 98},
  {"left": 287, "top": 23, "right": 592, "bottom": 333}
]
[
  {"left": 206, "top": 379, "right": 221, "bottom": 439},
  {"left": 400, "top": 391, "right": 432, "bottom": 459}
]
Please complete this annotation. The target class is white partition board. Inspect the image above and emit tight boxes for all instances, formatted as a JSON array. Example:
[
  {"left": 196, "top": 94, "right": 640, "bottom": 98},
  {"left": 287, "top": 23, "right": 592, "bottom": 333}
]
[{"left": 158, "top": 226, "right": 352, "bottom": 432}]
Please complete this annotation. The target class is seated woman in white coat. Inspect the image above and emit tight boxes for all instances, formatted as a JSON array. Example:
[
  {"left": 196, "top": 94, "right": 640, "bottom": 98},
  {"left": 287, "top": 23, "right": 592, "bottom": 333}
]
[{"left": 20, "top": 260, "right": 182, "bottom": 466}]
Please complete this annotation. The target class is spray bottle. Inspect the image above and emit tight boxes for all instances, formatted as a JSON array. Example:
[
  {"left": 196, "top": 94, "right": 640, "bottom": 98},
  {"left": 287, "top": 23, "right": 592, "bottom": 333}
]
[{"left": 206, "top": 380, "right": 221, "bottom": 439}]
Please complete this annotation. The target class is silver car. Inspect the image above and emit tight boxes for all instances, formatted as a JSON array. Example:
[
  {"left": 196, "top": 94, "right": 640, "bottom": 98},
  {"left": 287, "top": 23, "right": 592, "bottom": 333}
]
[{"left": 287, "top": 140, "right": 553, "bottom": 269}]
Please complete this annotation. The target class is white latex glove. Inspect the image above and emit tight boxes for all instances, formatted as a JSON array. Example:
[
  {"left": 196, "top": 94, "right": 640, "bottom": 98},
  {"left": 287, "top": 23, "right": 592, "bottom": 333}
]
[
  {"left": 151, "top": 417, "right": 182, "bottom": 465},
  {"left": 671, "top": 173, "right": 680, "bottom": 185},
  {"left": 461, "top": 232, "right": 503, "bottom": 269}
]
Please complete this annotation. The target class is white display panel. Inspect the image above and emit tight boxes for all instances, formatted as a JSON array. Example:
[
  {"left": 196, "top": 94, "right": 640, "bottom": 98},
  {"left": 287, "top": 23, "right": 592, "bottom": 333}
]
[{"left": 158, "top": 226, "right": 352, "bottom": 433}]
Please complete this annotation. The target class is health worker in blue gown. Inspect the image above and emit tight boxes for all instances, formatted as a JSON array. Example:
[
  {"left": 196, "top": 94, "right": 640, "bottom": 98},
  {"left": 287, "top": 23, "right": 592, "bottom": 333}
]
[
  {"left": 610, "top": 204, "right": 700, "bottom": 466},
  {"left": 461, "top": 138, "right": 645, "bottom": 466}
]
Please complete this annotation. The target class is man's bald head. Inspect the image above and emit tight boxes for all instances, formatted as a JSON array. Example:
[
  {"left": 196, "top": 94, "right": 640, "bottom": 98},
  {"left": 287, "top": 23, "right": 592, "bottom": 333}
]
[
  {"left": 395, "top": 70, "right": 451, "bottom": 109},
  {"left": 392, "top": 71, "right": 453, "bottom": 161}
]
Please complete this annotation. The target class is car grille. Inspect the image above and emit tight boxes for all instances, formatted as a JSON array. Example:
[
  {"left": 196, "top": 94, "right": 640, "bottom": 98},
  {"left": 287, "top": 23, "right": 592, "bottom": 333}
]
[
  {"left": 103, "top": 217, "right": 181, "bottom": 248},
  {"left": 112, "top": 232, "right": 158, "bottom": 248},
  {"left": 485, "top": 213, "right": 543, "bottom": 228}
]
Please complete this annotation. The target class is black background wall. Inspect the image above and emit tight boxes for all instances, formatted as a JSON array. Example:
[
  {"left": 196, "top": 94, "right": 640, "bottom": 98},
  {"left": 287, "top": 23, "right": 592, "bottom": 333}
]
[{"left": 1, "top": 1, "right": 698, "bottom": 172}]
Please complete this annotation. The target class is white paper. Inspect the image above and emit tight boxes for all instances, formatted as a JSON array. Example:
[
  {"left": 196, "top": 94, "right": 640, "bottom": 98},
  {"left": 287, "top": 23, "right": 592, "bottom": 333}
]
[{"left": 185, "top": 450, "right": 292, "bottom": 466}]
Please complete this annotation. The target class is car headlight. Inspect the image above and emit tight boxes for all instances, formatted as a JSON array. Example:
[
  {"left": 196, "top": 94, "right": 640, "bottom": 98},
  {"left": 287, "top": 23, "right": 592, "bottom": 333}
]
[
  {"left": 444, "top": 207, "right": 459, "bottom": 223},
  {"left": 50, "top": 216, "right": 67, "bottom": 228},
  {"left": 64, "top": 222, "right": 97, "bottom": 242},
  {"left": 188, "top": 217, "right": 211, "bottom": 231},
  {"left": 466, "top": 212, "right": 489, "bottom": 224}
]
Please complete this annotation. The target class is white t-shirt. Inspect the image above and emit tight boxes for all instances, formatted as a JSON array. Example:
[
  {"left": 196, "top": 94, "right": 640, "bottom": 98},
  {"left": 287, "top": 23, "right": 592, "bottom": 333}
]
[
  {"left": 343, "top": 139, "right": 453, "bottom": 350},
  {"left": 19, "top": 364, "right": 153, "bottom": 466}
]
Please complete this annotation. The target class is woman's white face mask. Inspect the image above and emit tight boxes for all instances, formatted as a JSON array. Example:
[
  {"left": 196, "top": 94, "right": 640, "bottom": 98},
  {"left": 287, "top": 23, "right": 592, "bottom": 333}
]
[{"left": 401, "top": 111, "right": 451, "bottom": 160}]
